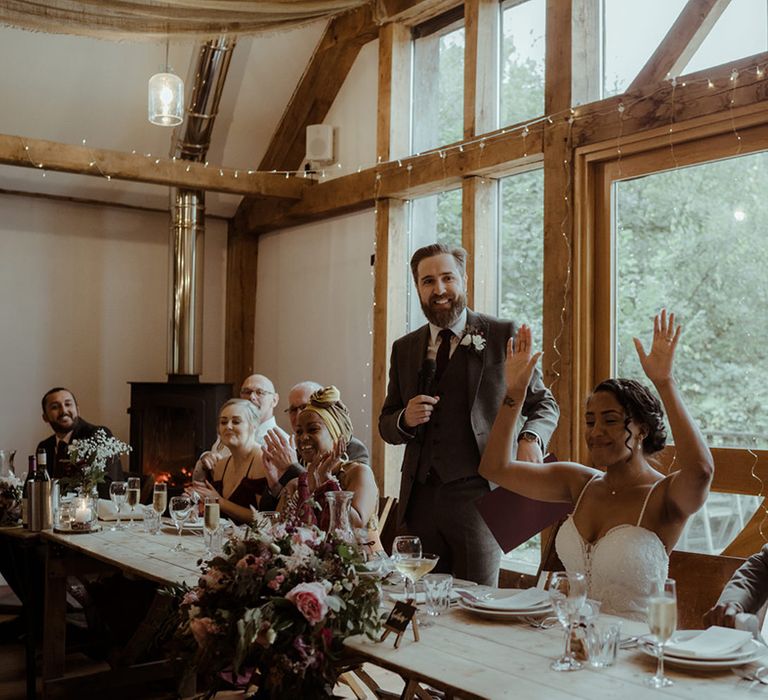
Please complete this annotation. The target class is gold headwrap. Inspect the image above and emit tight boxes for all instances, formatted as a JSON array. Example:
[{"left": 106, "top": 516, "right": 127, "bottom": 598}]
[{"left": 302, "top": 386, "right": 353, "bottom": 446}]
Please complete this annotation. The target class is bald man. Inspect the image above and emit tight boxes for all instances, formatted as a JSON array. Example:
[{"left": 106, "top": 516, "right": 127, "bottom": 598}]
[{"left": 194, "top": 374, "right": 289, "bottom": 479}]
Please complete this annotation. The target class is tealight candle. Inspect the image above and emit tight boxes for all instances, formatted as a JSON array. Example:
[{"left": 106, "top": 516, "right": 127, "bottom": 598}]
[{"left": 75, "top": 501, "right": 91, "bottom": 523}]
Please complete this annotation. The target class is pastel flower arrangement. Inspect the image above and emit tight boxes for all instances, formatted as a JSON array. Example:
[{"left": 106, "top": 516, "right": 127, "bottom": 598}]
[
  {"left": 460, "top": 326, "right": 487, "bottom": 353},
  {"left": 65, "top": 429, "right": 131, "bottom": 494},
  {"left": 0, "top": 472, "right": 22, "bottom": 526},
  {"left": 173, "top": 521, "right": 382, "bottom": 698}
]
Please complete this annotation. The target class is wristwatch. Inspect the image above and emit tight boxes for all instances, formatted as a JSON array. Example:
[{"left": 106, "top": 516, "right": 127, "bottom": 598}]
[{"left": 518, "top": 431, "right": 541, "bottom": 447}]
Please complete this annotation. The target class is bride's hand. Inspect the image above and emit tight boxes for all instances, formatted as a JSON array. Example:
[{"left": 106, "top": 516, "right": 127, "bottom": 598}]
[
  {"left": 504, "top": 324, "right": 542, "bottom": 397},
  {"left": 633, "top": 308, "right": 681, "bottom": 385}
]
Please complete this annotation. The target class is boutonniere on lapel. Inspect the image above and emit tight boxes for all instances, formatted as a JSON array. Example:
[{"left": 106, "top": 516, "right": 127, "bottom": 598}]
[{"left": 459, "top": 326, "right": 486, "bottom": 354}]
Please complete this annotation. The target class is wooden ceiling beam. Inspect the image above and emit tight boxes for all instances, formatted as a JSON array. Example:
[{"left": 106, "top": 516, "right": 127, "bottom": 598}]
[
  {"left": 0, "top": 132, "right": 309, "bottom": 199},
  {"left": 627, "top": 0, "right": 731, "bottom": 92}
]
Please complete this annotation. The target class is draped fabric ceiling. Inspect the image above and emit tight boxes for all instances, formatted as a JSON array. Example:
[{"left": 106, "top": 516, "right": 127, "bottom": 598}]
[{"left": 0, "top": 0, "right": 371, "bottom": 38}]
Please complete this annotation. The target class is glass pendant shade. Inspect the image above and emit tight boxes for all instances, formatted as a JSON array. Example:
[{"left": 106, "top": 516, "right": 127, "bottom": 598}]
[{"left": 148, "top": 71, "right": 184, "bottom": 126}]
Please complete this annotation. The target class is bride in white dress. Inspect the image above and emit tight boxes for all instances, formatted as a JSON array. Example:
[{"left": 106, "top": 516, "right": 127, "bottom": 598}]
[{"left": 479, "top": 310, "right": 714, "bottom": 620}]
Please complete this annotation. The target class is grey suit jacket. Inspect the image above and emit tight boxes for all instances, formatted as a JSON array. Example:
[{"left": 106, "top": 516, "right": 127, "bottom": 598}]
[
  {"left": 717, "top": 544, "right": 768, "bottom": 614},
  {"left": 378, "top": 309, "right": 559, "bottom": 523}
]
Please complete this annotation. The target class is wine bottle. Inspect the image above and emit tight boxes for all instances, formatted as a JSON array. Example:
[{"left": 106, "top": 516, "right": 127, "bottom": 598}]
[
  {"left": 21, "top": 455, "right": 35, "bottom": 528},
  {"left": 29, "top": 453, "right": 52, "bottom": 532}
]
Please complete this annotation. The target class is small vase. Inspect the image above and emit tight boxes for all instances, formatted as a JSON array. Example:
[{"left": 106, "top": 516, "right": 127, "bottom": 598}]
[
  {"left": 72, "top": 488, "right": 97, "bottom": 531},
  {"left": 324, "top": 490, "right": 355, "bottom": 544}
]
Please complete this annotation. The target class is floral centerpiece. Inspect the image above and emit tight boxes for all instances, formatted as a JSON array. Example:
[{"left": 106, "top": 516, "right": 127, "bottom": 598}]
[
  {"left": 0, "top": 472, "right": 22, "bottom": 526},
  {"left": 173, "top": 522, "right": 382, "bottom": 698},
  {"left": 64, "top": 429, "right": 131, "bottom": 495}
]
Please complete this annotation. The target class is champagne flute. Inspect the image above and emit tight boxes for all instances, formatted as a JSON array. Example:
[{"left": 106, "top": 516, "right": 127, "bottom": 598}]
[
  {"left": 108, "top": 481, "right": 126, "bottom": 531},
  {"left": 169, "top": 495, "right": 193, "bottom": 552},
  {"left": 203, "top": 496, "right": 220, "bottom": 558},
  {"left": 549, "top": 571, "right": 587, "bottom": 671},
  {"left": 126, "top": 476, "right": 141, "bottom": 527},
  {"left": 647, "top": 578, "right": 677, "bottom": 688},
  {"left": 152, "top": 482, "right": 168, "bottom": 518}
]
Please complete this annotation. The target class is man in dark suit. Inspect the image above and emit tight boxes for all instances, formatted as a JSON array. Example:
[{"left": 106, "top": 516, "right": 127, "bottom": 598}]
[
  {"left": 379, "top": 243, "right": 559, "bottom": 585},
  {"left": 37, "top": 387, "right": 124, "bottom": 496},
  {"left": 705, "top": 544, "right": 768, "bottom": 628}
]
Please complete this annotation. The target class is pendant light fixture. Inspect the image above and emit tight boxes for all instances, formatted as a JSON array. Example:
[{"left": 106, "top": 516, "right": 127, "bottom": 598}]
[{"left": 148, "top": 39, "right": 184, "bottom": 126}]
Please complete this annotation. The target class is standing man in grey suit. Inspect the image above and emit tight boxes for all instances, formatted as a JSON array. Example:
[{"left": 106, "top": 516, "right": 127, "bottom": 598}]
[{"left": 379, "top": 243, "right": 559, "bottom": 585}]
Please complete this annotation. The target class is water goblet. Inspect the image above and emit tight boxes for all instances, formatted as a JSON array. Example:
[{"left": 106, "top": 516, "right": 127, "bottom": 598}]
[
  {"left": 169, "top": 495, "right": 193, "bottom": 552},
  {"left": 126, "top": 476, "right": 141, "bottom": 527},
  {"left": 152, "top": 481, "right": 168, "bottom": 518},
  {"left": 108, "top": 481, "right": 127, "bottom": 531},
  {"left": 549, "top": 571, "right": 587, "bottom": 671},
  {"left": 646, "top": 578, "right": 677, "bottom": 688}
]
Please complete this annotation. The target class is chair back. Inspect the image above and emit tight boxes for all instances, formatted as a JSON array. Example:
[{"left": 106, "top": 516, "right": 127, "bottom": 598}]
[
  {"left": 669, "top": 550, "right": 745, "bottom": 629},
  {"left": 377, "top": 496, "right": 398, "bottom": 555}
]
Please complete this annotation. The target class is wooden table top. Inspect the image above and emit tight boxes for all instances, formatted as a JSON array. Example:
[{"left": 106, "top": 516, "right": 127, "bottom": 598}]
[
  {"left": 346, "top": 606, "right": 764, "bottom": 700},
  {"left": 40, "top": 523, "right": 207, "bottom": 587}
]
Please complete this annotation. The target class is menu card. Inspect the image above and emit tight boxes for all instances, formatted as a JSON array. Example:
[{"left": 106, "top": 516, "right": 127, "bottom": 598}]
[{"left": 474, "top": 454, "right": 572, "bottom": 553}]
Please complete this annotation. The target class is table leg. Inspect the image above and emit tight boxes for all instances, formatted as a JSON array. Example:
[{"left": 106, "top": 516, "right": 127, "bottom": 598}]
[{"left": 43, "top": 550, "right": 67, "bottom": 683}]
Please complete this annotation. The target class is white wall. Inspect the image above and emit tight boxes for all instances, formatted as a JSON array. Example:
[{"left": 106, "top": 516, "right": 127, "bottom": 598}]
[
  {"left": 252, "top": 38, "right": 379, "bottom": 449},
  {"left": 253, "top": 211, "right": 376, "bottom": 446},
  {"left": 0, "top": 194, "right": 227, "bottom": 460}
]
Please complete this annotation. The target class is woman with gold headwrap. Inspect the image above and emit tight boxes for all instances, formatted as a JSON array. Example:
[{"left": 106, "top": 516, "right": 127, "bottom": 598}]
[{"left": 279, "top": 386, "right": 379, "bottom": 543}]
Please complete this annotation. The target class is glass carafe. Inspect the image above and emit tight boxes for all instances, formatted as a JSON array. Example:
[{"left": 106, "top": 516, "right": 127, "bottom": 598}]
[
  {"left": 324, "top": 490, "right": 355, "bottom": 544},
  {"left": 0, "top": 450, "right": 16, "bottom": 478}
]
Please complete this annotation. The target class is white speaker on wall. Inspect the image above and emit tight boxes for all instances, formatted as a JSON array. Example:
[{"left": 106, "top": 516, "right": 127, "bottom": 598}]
[{"left": 306, "top": 124, "right": 335, "bottom": 164}]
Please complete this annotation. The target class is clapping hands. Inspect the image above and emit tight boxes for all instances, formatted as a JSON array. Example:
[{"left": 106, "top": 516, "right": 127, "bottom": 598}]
[{"left": 307, "top": 438, "right": 345, "bottom": 490}]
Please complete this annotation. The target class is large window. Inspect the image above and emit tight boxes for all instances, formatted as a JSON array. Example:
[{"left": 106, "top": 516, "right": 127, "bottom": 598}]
[
  {"left": 407, "top": 189, "right": 463, "bottom": 330},
  {"left": 412, "top": 11, "right": 465, "bottom": 154},
  {"left": 615, "top": 153, "right": 768, "bottom": 451},
  {"left": 499, "top": 0, "right": 545, "bottom": 129}
]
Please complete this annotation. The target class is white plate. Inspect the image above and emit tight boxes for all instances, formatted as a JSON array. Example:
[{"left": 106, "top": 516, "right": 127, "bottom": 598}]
[
  {"left": 660, "top": 630, "right": 760, "bottom": 662},
  {"left": 162, "top": 518, "right": 232, "bottom": 531},
  {"left": 639, "top": 638, "right": 768, "bottom": 669},
  {"left": 462, "top": 588, "right": 551, "bottom": 612},
  {"left": 456, "top": 598, "right": 552, "bottom": 620}
]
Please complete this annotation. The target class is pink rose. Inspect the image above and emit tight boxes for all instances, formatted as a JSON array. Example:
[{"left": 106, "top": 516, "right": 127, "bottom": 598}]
[{"left": 285, "top": 581, "right": 329, "bottom": 624}]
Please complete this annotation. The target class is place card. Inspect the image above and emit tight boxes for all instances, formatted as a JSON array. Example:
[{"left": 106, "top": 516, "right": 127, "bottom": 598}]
[{"left": 379, "top": 600, "right": 419, "bottom": 648}]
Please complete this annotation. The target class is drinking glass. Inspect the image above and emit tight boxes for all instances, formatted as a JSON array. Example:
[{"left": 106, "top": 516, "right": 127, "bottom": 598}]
[
  {"left": 646, "top": 578, "right": 677, "bottom": 688},
  {"left": 423, "top": 573, "right": 453, "bottom": 624},
  {"left": 169, "top": 495, "right": 193, "bottom": 552},
  {"left": 152, "top": 482, "right": 168, "bottom": 517},
  {"left": 108, "top": 481, "right": 127, "bottom": 531},
  {"left": 126, "top": 476, "right": 141, "bottom": 527},
  {"left": 549, "top": 571, "right": 587, "bottom": 671},
  {"left": 203, "top": 496, "right": 221, "bottom": 558},
  {"left": 391, "top": 536, "right": 439, "bottom": 604}
]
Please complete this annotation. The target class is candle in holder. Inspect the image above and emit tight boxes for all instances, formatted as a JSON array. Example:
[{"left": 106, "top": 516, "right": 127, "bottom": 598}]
[{"left": 75, "top": 500, "right": 91, "bottom": 524}]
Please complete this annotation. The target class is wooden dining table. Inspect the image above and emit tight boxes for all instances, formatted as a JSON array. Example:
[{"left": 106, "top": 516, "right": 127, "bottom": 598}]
[
  {"left": 38, "top": 521, "right": 208, "bottom": 698},
  {"left": 345, "top": 603, "right": 766, "bottom": 700}
]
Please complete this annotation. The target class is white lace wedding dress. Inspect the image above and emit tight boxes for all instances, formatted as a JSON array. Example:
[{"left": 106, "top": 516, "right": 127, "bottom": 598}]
[{"left": 555, "top": 476, "right": 669, "bottom": 621}]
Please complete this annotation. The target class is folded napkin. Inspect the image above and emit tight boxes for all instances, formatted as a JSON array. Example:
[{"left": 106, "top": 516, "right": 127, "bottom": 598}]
[
  {"left": 470, "top": 588, "right": 550, "bottom": 611},
  {"left": 97, "top": 499, "right": 144, "bottom": 521},
  {"left": 665, "top": 626, "right": 752, "bottom": 658}
]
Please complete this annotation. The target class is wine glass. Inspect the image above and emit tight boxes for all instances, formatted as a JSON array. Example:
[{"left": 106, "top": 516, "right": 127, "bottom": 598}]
[
  {"left": 646, "top": 578, "right": 677, "bottom": 688},
  {"left": 152, "top": 482, "right": 168, "bottom": 518},
  {"left": 108, "top": 481, "right": 126, "bottom": 531},
  {"left": 126, "top": 476, "right": 141, "bottom": 527},
  {"left": 169, "top": 495, "right": 193, "bottom": 552},
  {"left": 549, "top": 571, "right": 587, "bottom": 671},
  {"left": 391, "top": 536, "right": 441, "bottom": 603},
  {"left": 203, "top": 496, "right": 221, "bottom": 558}
]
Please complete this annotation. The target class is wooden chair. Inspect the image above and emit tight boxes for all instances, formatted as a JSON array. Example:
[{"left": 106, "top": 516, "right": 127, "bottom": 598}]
[
  {"left": 377, "top": 496, "right": 398, "bottom": 555},
  {"left": 668, "top": 550, "right": 745, "bottom": 629}
]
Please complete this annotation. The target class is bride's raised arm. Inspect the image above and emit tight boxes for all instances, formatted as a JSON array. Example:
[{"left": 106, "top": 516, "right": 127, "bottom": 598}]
[
  {"left": 633, "top": 309, "right": 713, "bottom": 515},
  {"left": 478, "top": 325, "right": 591, "bottom": 503}
]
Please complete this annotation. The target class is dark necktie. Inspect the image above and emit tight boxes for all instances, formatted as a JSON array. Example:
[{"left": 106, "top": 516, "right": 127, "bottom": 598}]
[
  {"left": 56, "top": 440, "right": 70, "bottom": 478},
  {"left": 435, "top": 329, "right": 453, "bottom": 382}
]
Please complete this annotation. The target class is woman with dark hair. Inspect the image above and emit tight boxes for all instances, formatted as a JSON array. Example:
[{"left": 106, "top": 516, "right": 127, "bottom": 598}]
[
  {"left": 279, "top": 386, "right": 379, "bottom": 541},
  {"left": 479, "top": 310, "right": 713, "bottom": 619}
]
